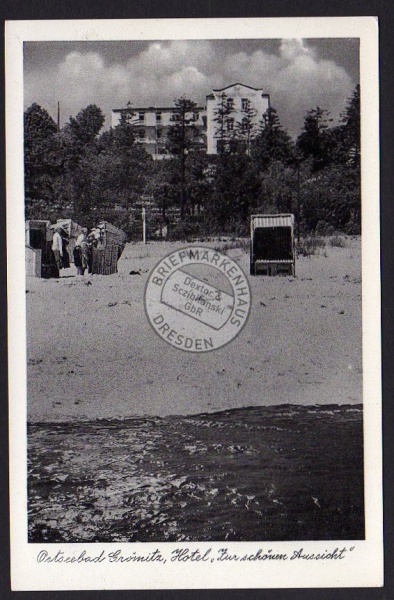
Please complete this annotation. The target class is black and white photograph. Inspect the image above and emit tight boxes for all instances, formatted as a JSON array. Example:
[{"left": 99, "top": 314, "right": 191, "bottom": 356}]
[{"left": 6, "top": 17, "right": 382, "bottom": 590}]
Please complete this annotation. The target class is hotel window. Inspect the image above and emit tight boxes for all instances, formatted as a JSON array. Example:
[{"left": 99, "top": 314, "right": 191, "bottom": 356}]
[
  {"left": 241, "top": 117, "right": 249, "bottom": 132},
  {"left": 156, "top": 128, "right": 162, "bottom": 139},
  {"left": 138, "top": 112, "right": 145, "bottom": 122},
  {"left": 227, "top": 97, "right": 234, "bottom": 110},
  {"left": 138, "top": 129, "right": 146, "bottom": 139},
  {"left": 156, "top": 111, "right": 162, "bottom": 122},
  {"left": 226, "top": 118, "right": 234, "bottom": 131},
  {"left": 241, "top": 98, "right": 250, "bottom": 110}
]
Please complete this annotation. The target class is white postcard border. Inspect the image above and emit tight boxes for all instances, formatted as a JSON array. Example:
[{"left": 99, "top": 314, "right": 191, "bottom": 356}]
[{"left": 6, "top": 17, "right": 382, "bottom": 590}]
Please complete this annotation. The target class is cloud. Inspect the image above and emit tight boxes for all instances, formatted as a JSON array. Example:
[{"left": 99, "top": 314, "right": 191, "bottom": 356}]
[
  {"left": 216, "top": 39, "right": 354, "bottom": 136},
  {"left": 24, "top": 39, "right": 356, "bottom": 138},
  {"left": 279, "top": 38, "right": 316, "bottom": 61}
]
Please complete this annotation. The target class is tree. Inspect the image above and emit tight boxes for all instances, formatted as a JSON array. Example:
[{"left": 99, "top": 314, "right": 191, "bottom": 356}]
[
  {"left": 52, "top": 105, "right": 106, "bottom": 218},
  {"left": 300, "top": 164, "right": 360, "bottom": 234},
  {"left": 252, "top": 107, "right": 295, "bottom": 170},
  {"left": 24, "top": 103, "right": 62, "bottom": 216},
  {"left": 66, "top": 104, "right": 105, "bottom": 145},
  {"left": 234, "top": 97, "right": 258, "bottom": 155},
  {"left": 259, "top": 162, "right": 298, "bottom": 216},
  {"left": 119, "top": 102, "right": 141, "bottom": 126},
  {"left": 166, "top": 96, "right": 201, "bottom": 218},
  {"left": 59, "top": 104, "right": 105, "bottom": 170},
  {"left": 206, "top": 150, "right": 261, "bottom": 235},
  {"left": 24, "top": 103, "right": 57, "bottom": 142},
  {"left": 100, "top": 111, "right": 146, "bottom": 159},
  {"left": 296, "top": 107, "right": 334, "bottom": 172},
  {"left": 184, "top": 151, "right": 210, "bottom": 216},
  {"left": 212, "top": 92, "right": 236, "bottom": 155},
  {"left": 143, "top": 160, "right": 180, "bottom": 235},
  {"left": 80, "top": 115, "right": 151, "bottom": 220},
  {"left": 332, "top": 85, "right": 360, "bottom": 167},
  {"left": 166, "top": 97, "right": 200, "bottom": 155}
]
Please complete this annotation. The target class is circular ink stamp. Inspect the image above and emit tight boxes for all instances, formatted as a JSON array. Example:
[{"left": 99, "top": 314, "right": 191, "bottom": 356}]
[{"left": 144, "top": 246, "right": 251, "bottom": 352}]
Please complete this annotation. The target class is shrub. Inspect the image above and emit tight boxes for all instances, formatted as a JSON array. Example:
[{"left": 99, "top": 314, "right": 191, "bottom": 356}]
[
  {"left": 328, "top": 235, "right": 348, "bottom": 248},
  {"left": 297, "top": 236, "right": 326, "bottom": 257},
  {"left": 167, "top": 220, "right": 202, "bottom": 242},
  {"left": 213, "top": 239, "right": 250, "bottom": 254},
  {"left": 315, "top": 221, "right": 335, "bottom": 236}
]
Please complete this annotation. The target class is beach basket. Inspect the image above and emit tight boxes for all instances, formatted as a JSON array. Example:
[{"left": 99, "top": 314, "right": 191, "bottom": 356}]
[
  {"left": 96, "top": 221, "right": 127, "bottom": 248},
  {"left": 25, "top": 220, "right": 50, "bottom": 250},
  {"left": 250, "top": 214, "right": 295, "bottom": 276},
  {"left": 25, "top": 247, "right": 42, "bottom": 277},
  {"left": 92, "top": 244, "right": 120, "bottom": 275},
  {"left": 55, "top": 219, "right": 84, "bottom": 263}
]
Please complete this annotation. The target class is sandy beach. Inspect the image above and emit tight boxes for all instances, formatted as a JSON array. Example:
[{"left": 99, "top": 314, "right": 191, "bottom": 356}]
[
  {"left": 26, "top": 238, "right": 362, "bottom": 422},
  {"left": 26, "top": 237, "right": 365, "bottom": 543}
]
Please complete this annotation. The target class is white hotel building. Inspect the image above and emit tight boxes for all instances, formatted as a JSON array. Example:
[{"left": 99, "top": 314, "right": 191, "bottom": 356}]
[{"left": 111, "top": 83, "right": 270, "bottom": 159}]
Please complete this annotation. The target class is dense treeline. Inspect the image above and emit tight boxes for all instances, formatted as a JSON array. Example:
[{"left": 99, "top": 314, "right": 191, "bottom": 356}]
[{"left": 24, "top": 85, "right": 360, "bottom": 239}]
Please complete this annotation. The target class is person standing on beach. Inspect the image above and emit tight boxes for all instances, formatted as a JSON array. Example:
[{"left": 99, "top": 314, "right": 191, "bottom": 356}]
[
  {"left": 86, "top": 234, "right": 96, "bottom": 274},
  {"left": 74, "top": 227, "right": 89, "bottom": 275},
  {"left": 52, "top": 226, "right": 63, "bottom": 274},
  {"left": 61, "top": 233, "right": 70, "bottom": 269}
]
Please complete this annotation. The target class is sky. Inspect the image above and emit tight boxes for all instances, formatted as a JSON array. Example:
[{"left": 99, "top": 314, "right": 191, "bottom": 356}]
[{"left": 24, "top": 38, "right": 359, "bottom": 139}]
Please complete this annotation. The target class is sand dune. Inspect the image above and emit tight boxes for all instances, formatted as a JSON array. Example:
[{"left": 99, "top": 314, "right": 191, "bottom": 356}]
[{"left": 26, "top": 238, "right": 362, "bottom": 422}]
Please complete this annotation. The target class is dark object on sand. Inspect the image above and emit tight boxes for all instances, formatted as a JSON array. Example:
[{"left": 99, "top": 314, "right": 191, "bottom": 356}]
[
  {"left": 129, "top": 270, "right": 141, "bottom": 275},
  {"left": 92, "top": 245, "right": 119, "bottom": 275},
  {"left": 250, "top": 214, "right": 295, "bottom": 276},
  {"left": 90, "top": 222, "right": 126, "bottom": 276}
]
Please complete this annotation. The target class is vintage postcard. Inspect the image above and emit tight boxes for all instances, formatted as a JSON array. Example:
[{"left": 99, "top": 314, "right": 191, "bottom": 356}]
[{"left": 6, "top": 17, "right": 382, "bottom": 590}]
